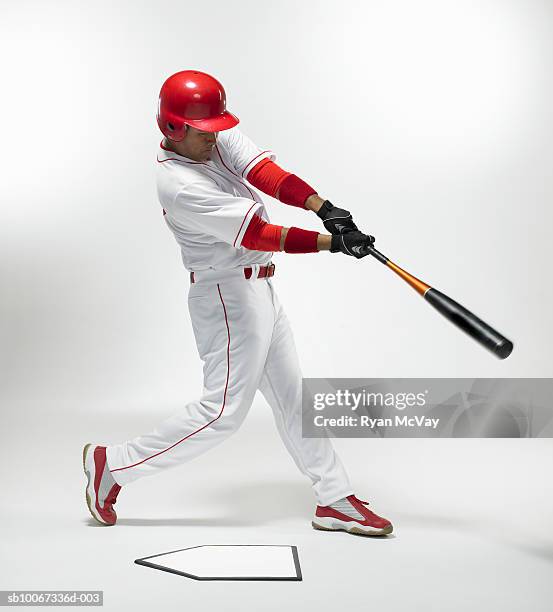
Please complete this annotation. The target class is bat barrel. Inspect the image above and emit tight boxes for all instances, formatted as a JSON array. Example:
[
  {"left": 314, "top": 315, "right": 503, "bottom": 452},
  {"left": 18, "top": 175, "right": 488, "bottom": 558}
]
[
  {"left": 424, "top": 288, "right": 514, "bottom": 359},
  {"left": 367, "top": 246, "right": 514, "bottom": 359}
]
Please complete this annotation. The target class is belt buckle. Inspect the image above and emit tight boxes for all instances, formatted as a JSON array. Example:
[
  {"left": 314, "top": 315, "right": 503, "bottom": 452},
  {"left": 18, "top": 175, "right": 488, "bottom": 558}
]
[{"left": 267, "top": 263, "right": 275, "bottom": 278}]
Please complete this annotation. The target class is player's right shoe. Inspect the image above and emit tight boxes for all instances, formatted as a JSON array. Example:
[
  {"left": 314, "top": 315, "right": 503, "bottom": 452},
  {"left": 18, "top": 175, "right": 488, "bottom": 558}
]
[
  {"left": 83, "top": 444, "right": 121, "bottom": 526},
  {"left": 312, "top": 495, "right": 393, "bottom": 536}
]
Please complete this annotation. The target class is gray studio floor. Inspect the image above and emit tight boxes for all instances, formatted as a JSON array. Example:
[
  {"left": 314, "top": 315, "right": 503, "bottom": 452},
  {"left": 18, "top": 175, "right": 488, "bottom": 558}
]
[{"left": 1, "top": 398, "right": 552, "bottom": 611}]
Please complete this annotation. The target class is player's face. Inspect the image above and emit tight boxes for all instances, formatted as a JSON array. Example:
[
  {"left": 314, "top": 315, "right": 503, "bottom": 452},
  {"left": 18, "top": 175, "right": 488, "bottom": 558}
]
[{"left": 183, "top": 126, "right": 218, "bottom": 161}]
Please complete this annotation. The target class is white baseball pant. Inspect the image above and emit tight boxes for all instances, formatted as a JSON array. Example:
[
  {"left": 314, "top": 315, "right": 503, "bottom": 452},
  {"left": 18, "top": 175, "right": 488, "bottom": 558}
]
[{"left": 106, "top": 266, "right": 353, "bottom": 506}]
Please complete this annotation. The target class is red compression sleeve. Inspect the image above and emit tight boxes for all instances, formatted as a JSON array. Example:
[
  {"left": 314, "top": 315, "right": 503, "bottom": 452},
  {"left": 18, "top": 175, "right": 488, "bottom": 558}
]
[
  {"left": 247, "top": 158, "right": 291, "bottom": 198},
  {"left": 283, "top": 227, "right": 319, "bottom": 253},
  {"left": 247, "top": 159, "right": 317, "bottom": 209},
  {"left": 241, "top": 213, "right": 283, "bottom": 251},
  {"left": 278, "top": 174, "right": 317, "bottom": 209}
]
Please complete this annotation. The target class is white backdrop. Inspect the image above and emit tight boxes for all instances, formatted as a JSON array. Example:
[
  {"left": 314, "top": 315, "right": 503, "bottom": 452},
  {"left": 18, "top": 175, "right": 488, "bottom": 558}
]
[
  {"left": 1, "top": 0, "right": 552, "bottom": 413},
  {"left": 1, "top": 2, "right": 553, "bottom": 611}
]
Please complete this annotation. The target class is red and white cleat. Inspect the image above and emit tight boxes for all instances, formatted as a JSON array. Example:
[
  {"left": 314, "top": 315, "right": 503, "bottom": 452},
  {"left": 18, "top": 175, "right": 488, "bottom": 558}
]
[
  {"left": 312, "top": 495, "right": 393, "bottom": 536},
  {"left": 83, "top": 444, "right": 121, "bottom": 526}
]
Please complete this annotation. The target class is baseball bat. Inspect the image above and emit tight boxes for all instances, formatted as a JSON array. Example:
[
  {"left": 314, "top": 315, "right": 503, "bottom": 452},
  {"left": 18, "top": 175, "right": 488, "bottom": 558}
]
[{"left": 366, "top": 246, "right": 514, "bottom": 359}]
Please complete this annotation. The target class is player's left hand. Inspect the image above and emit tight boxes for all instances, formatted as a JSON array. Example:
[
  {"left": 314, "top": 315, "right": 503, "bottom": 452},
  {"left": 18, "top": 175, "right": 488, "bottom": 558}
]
[{"left": 316, "top": 200, "right": 358, "bottom": 235}]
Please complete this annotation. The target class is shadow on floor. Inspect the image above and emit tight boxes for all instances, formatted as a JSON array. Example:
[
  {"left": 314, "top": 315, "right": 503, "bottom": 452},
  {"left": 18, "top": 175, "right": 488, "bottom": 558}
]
[
  {"left": 393, "top": 512, "right": 553, "bottom": 564},
  {"left": 392, "top": 512, "right": 479, "bottom": 529},
  {"left": 113, "top": 516, "right": 256, "bottom": 527},
  {"left": 93, "top": 480, "right": 312, "bottom": 528},
  {"left": 197, "top": 479, "right": 312, "bottom": 520},
  {"left": 509, "top": 542, "right": 553, "bottom": 565}
]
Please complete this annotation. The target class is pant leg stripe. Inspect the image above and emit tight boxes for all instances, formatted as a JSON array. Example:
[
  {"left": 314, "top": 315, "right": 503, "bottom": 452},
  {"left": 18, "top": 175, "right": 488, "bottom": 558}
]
[{"left": 110, "top": 283, "right": 231, "bottom": 473}]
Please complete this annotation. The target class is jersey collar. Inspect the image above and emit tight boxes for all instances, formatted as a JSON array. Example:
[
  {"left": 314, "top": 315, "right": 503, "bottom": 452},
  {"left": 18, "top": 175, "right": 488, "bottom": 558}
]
[{"left": 157, "top": 140, "right": 210, "bottom": 165}]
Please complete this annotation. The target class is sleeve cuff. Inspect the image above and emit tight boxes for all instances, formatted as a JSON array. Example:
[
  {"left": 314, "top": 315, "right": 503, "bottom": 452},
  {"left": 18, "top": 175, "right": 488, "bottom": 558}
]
[
  {"left": 233, "top": 202, "right": 264, "bottom": 247},
  {"left": 241, "top": 150, "right": 276, "bottom": 179}
]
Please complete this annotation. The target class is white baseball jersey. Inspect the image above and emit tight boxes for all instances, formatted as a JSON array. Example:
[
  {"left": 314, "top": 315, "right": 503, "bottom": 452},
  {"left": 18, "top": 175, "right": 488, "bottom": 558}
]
[{"left": 157, "top": 127, "right": 275, "bottom": 271}]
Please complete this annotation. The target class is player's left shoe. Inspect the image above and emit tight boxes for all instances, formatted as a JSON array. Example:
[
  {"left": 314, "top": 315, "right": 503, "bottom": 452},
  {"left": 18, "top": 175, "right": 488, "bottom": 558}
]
[
  {"left": 312, "top": 495, "right": 393, "bottom": 536},
  {"left": 83, "top": 444, "right": 121, "bottom": 526}
]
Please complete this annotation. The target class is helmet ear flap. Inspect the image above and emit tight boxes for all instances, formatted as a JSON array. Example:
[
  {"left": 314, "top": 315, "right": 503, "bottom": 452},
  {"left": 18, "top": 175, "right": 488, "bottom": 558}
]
[{"left": 160, "top": 120, "right": 187, "bottom": 142}]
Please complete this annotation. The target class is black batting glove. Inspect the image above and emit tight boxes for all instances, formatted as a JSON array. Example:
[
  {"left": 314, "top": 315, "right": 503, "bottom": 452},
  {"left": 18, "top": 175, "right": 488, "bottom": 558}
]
[
  {"left": 316, "top": 200, "right": 358, "bottom": 236},
  {"left": 331, "top": 231, "right": 375, "bottom": 259}
]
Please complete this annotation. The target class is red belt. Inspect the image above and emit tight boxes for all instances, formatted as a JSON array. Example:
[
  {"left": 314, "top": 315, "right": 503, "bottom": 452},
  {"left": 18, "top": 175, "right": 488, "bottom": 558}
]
[{"left": 190, "top": 263, "right": 275, "bottom": 284}]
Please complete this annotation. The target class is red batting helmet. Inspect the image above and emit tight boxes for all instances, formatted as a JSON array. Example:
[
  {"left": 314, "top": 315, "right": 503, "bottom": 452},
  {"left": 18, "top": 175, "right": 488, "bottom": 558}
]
[{"left": 157, "top": 70, "right": 239, "bottom": 141}]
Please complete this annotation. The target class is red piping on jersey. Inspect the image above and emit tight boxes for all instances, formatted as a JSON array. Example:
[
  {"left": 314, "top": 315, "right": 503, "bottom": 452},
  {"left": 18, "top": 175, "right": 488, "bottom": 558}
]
[
  {"left": 241, "top": 150, "right": 271, "bottom": 177},
  {"left": 232, "top": 202, "right": 259, "bottom": 247},
  {"left": 157, "top": 142, "right": 261, "bottom": 200},
  {"left": 158, "top": 141, "right": 208, "bottom": 165},
  {"left": 110, "top": 284, "right": 231, "bottom": 475},
  {"left": 214, "top": 144, "right": 257, "bottom": 201},
  {"left": 157, "top": 142, "right": 262, "bottom": 241},
  {"left": 157, "top": 155, "right": 206, "bottom": 165}
]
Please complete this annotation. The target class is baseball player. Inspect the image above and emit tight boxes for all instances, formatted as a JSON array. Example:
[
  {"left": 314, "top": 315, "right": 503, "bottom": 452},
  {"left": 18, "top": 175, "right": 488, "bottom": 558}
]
[{"left": 83, "top": 70, "right": 393, "bottom": 537}]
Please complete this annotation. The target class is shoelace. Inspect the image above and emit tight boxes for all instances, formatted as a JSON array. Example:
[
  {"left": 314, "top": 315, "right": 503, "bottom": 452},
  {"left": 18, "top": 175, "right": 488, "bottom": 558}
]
[{"left": 350, "top": 496, "right": 383, "bottom": 519}]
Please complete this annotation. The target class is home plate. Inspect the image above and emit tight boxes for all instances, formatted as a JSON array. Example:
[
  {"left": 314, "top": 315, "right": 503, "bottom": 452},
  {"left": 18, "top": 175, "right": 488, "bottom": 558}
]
[{"left": 135, "top": 545, "right": 302, "bottom": 581}]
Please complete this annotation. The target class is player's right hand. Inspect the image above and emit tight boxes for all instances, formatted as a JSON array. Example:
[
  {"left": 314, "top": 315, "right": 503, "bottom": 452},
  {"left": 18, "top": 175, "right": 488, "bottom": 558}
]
[{"left": 330, "top": 231, "right": 375, "bottom": 259}]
